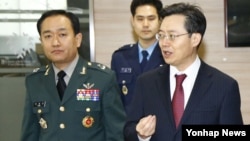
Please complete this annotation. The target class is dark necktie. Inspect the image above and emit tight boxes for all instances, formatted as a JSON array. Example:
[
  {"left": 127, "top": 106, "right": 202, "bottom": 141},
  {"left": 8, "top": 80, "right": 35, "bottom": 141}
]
[
  {"left": 172, "top": 74, "right": 186, "bottom": 127},
  {"left": 57, "top": 71, "right": 66, "bottom": 100},
  {"left": 140, "top": 50, "right": 148, "bottom": 71}
]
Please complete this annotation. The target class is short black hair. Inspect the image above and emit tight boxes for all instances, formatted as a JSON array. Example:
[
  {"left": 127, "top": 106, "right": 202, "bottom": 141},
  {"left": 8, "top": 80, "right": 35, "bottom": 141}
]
[
  {"left": 130, "top": 0, "right": 163, "bottom": 17},
  {"left": 160, "top": 2, "right": 206, "bottom": 37},
  {"left": 37, "top": 10, "right": 80, "bottom": 35}
]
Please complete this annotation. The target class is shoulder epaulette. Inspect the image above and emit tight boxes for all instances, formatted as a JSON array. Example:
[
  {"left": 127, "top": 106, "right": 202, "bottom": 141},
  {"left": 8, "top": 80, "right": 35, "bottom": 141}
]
[
  {"left": 33, "top": 65, "right": 47, "bottom": 73},
  {"left": 115, "top": 43, "right": 135, "bottom": 52},
  {"left": 28, "top": 65, "right": 47, "bottom": 77},
  {"left": 86, "top": 61, "right": 111, "bottom": 74}
]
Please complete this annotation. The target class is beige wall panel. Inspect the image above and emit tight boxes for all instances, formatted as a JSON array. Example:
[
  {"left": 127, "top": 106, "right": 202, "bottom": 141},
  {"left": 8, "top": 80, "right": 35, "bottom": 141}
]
[
  {"left": 93, "top": 0, "right": 250, "bottom": 124},
  {"left": 94, "top": 0, "right": 134, "bottom": 66}
]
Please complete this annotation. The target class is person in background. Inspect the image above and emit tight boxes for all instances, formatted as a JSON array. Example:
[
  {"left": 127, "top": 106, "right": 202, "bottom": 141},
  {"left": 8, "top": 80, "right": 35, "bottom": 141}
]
[
  {"left": 111, "top": 0, "right": 165, "bottom": 113},
  {"left": 124, "top": 2, "right": 243, "bottom": 141},
  {"left": 20, "top": 9, "right": 126, "bottom": 141}
]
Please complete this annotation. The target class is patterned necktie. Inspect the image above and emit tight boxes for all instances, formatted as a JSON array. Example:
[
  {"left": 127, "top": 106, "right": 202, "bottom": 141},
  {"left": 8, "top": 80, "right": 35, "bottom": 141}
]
[
  {"left": 140, "top": 50, "right": 148, "bottom": 71},
  {"left": 57, "top": 71, "right": 66, "bottom": 100},
  {"left": 172, "top": 74, "right": 186, "bottom": 127}
]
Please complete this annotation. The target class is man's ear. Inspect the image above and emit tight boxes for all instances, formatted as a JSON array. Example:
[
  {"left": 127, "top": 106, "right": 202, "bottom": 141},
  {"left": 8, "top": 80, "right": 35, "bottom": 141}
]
[
  {"left": 75, "top": 33, "right": 83, "bottom": 48},
  {"left": 130, "top": 16, "right": 135, "bottom": 27},
  {"left": 191, "top": 33, "right": 202, "bottom": 47},
  {"left": 39, "top": 37, "right": 43, "bottom": 46}
]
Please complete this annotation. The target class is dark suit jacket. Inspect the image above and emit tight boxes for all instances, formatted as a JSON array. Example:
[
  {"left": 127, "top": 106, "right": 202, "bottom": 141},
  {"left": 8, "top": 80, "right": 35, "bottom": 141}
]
[
  {"left": 124, "top": 61, "right": 243, "bottom": 141},
  {"left": 111, "top": 43, "right": 165, "bottom": 112},
  {"left": 21, "top": 56, "right": 126, "bottom": 141}
]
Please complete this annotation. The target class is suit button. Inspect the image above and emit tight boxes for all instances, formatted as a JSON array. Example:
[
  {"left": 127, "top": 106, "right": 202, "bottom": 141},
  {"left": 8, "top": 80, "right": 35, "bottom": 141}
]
[
  {"left": 37, "top": 109, "right": 42, "bottom": 114},
  {"left": 59, "top": 106, "right": 65, "bottom": 112},
  {"left": 86, "top": 107, "right": 91, "bottom": 112},
  {"left": 60, "top": 123, "right": 65, "bottom": 129},
  {"left": 122, "top": 80, "right": 126, "bottom": 84}
]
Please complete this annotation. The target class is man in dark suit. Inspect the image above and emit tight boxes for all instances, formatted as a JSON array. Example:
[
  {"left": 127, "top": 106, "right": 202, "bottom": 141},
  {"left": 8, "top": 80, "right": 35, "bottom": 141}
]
[
  {"left": 20, "top": 10, "right": 126, "bottom": 141},
  {"left": 111, "top": 0, "right": 165, "bottom": 113},
  {"left": 124, "top": 2, "right": 243, "bottom": 141}
]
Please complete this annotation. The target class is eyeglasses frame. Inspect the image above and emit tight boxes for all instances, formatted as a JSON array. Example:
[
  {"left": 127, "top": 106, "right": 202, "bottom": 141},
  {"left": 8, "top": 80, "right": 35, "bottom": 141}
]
[{"left": 155, "top": 32, "right": 191, "bottom": 41}]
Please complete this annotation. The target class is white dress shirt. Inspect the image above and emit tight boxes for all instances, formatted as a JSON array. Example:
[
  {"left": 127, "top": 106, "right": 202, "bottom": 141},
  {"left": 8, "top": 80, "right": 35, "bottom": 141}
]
[
  {"left": 170, "top": 56, "right": 201, "bottom": 107},
  {"left": 53, "top": 54, "right": 79, "bottom": 85},
  {"left": 138, "top": 56, "right": 201, "bottom": 141}
]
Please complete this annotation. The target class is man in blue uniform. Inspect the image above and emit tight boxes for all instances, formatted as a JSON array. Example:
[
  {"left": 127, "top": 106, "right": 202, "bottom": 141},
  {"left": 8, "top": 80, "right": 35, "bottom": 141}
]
[
  {"left": 20, "top": 10, "right": 126, "bottom": 141},
  {"left": 111, "top": 0, "right": 165, "bottom": 112}
]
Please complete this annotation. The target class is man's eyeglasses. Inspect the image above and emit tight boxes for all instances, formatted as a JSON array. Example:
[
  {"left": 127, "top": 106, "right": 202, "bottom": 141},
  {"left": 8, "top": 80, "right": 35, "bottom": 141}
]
[{"left": 155, "top": 33, "right": 190, "bottom": 41}]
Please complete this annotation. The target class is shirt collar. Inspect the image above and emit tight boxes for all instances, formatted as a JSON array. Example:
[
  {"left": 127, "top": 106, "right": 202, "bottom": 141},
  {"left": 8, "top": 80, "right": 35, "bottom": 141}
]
[
  {"left": 53, "top": 54, "right": 79, "bottom": 78},
  {"left": 170, "top": 55, "right": 201, "bottom": 77},
  {"left": 138, "top": 41, "right": 158, "bottom": 56}
]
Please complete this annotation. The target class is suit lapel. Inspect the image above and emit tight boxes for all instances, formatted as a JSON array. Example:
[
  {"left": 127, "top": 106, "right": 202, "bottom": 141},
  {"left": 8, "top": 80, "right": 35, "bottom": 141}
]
[
  {"left": 124, "top": 44, "right": 141, "bottom": 75},
  {"left": 156, "top": 65, "right": 176, "bottom": 128},
  {"left": 43, "top": 65, "right": 61, "bottom": 104},
  {"left": 181, "top": 62, "right": 213, "bottom": 124}
]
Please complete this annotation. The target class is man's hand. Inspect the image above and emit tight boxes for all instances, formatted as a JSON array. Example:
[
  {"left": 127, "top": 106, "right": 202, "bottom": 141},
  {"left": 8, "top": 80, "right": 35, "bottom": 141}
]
[{"left": 136, "top": 115, "right": 156, "bottom": 139}]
